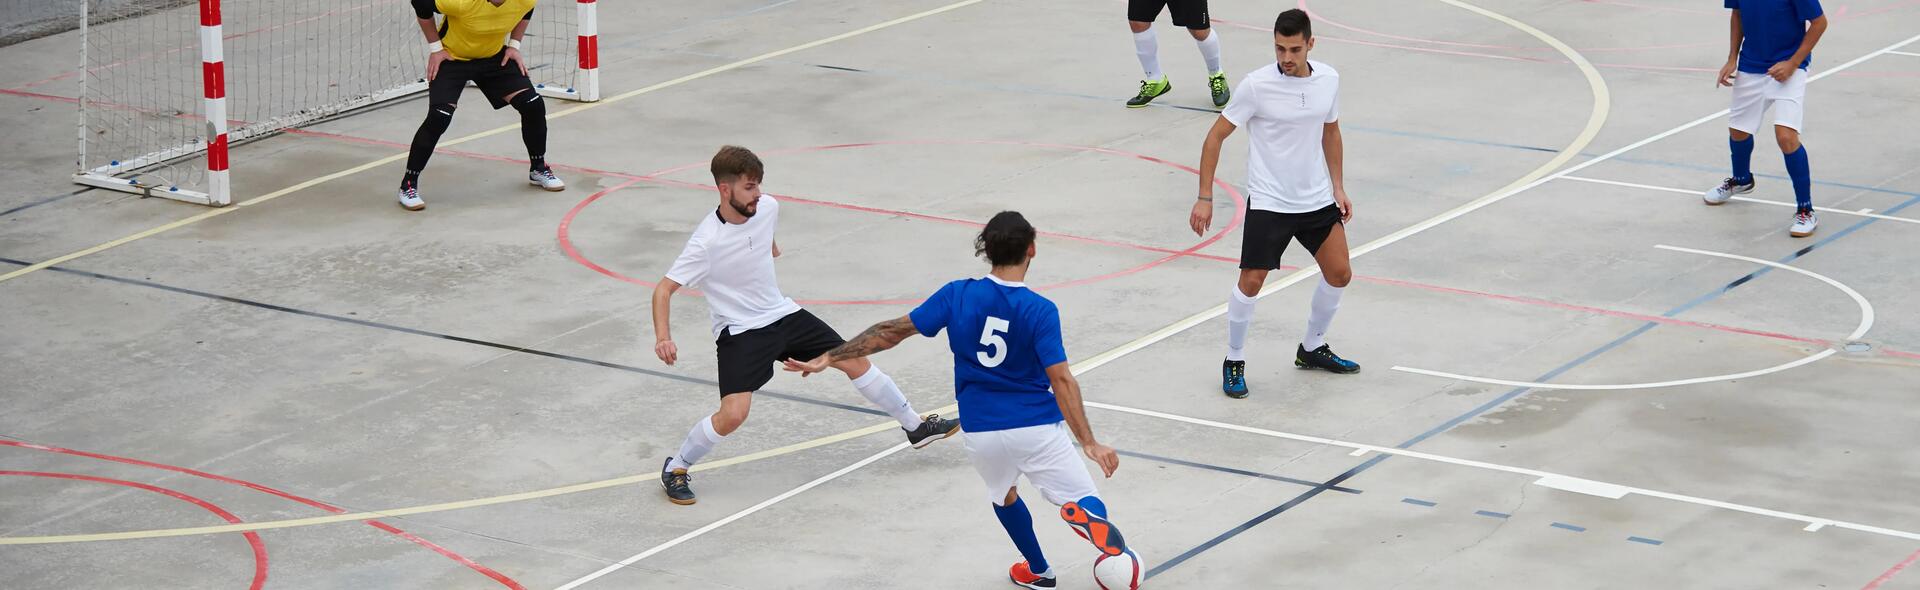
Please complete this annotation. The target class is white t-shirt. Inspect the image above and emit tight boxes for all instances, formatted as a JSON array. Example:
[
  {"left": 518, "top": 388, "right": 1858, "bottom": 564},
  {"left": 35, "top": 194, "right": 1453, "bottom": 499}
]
[
  {"left": 1220, "top": 60, "right": 1341, "bottom": 214},
  {"left": 665, "top": 195, "right": 802, "bottom": 338}
]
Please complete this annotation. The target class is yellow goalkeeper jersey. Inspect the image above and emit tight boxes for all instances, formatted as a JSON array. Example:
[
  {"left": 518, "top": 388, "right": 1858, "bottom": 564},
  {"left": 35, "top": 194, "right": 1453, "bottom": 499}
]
[{"left": 436, "top": 0, "right": 537, "bottom": 61}]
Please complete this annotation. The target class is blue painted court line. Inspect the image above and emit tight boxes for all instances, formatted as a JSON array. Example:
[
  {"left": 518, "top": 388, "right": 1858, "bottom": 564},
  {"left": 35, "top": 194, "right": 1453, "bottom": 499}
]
[
  {"left": 1475, "top": 510, "right": 1512, "bottom": 519},
  {"left": 1627, "top": 536, "right": 1665, "bottom": 546},
  {"left": 1145, "top": 170, "right": 1920, "bottom": 581},
  {"left": 1551, "top": 522, "right": 1588, "bottom": 532},
  {"left": 1402, "top": 498, "right": 1438, "bottom": 507}
]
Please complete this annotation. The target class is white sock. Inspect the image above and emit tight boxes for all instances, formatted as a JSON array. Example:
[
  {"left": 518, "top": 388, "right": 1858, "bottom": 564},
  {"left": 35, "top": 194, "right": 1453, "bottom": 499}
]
[
  {"left": 1303, "top": 277, "right": 1344, "bottom": 350},
  {"left": 1133, "top": 29, "right": 1163, "bottom": 81},
  {"left": 852, "top": 365, "right": 924, "bottom": 430},
  {"left": 1226, "top": 285, "right": 1256, "bottom": 361},
  {"left": 667, "top": 416, "right": 725, "bottom": 471},
  {"left": 1196, "top": 30, "right": 1223, "bottom": 74}
]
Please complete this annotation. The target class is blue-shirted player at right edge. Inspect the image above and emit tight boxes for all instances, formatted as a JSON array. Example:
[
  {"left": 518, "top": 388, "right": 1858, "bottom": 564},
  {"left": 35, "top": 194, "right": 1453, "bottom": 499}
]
[
  {"left": 784, "top": 211, "right": 1134, "bottom": 589},
  {"left": 1706, "top": 0, "right": 1827, "bottom": 237}
]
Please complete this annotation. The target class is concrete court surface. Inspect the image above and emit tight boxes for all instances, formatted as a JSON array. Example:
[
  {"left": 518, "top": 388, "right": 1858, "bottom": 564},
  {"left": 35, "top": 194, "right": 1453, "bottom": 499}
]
[{"left": 3, "top": 0, "right": 1919, "bottom": 588}]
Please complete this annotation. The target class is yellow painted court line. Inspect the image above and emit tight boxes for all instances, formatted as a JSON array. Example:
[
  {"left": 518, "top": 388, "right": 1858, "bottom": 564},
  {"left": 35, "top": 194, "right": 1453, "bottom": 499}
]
[
  {"left": 0, "top": 0, "right": 1606, "bottom": 547},
  {"left": 0, "top": 0, "right": 985, "bottom": 286}
]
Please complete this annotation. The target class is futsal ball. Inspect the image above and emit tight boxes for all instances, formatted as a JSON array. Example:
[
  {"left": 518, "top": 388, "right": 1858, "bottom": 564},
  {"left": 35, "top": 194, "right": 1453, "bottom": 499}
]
[{"left": 1093, "top": 549, "right": 1145, "bottom": 589}]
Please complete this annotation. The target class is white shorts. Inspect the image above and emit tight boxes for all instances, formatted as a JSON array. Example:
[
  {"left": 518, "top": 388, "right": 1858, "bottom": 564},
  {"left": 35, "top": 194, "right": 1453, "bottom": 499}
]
[
  {"left": 1729, "top": 69, "right": 1808, "bottom": 134},
  {"left": 964, "top": 422, "right": 1099, "bottom": 507}
]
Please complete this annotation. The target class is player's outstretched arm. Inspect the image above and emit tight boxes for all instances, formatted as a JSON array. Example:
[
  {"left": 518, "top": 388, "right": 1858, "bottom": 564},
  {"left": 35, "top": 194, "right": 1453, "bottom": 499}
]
[
  {"left": 1046, "top": 363, "right": 1118, "bottom": 478},
  {"left": 652, "top": 279, "right": 681, "bottom": 365},
  {"left": 784, "top": 315, "right": 919, "bottom": 376}
]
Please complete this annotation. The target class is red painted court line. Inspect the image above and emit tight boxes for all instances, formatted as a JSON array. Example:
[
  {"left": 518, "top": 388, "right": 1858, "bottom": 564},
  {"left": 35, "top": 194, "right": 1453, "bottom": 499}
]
[
  {"left": 18, "top": 97, "right": 1897, "bottom": 356},
  {"left": 0, "top": 441, "right": 524, "bottom": 589},
  {"left": 1, "top": 470, "right": 269, "bottom": 590},
  {"left": 1863, "top": 547, "right": 1920, "bottom": 590}
]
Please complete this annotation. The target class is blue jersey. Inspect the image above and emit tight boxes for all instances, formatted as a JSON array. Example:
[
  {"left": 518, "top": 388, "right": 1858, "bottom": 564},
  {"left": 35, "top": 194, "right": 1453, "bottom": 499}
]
[
  {"left": 909, "top": 276, "right": 1067, "bottom": 433},
  {"left": 1727, "top": 0, "right": 1823, "bottom": 74}
]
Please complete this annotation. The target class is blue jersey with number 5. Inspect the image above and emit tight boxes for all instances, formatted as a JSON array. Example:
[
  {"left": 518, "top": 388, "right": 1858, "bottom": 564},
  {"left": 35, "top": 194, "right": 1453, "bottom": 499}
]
[{"left": 910, "top": 276, "right": 1067, "bottom": 432}]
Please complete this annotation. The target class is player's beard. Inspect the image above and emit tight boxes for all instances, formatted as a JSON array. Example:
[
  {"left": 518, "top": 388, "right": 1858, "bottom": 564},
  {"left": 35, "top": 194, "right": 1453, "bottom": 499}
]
[{"left": 727, "top": 193, "right": 758, "bottom": 218}]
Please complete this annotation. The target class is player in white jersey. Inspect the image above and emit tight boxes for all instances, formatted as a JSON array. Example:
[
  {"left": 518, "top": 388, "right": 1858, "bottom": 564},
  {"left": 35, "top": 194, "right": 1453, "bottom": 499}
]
[
  {"left": 650, "top": 146, "right": 959, "bottom": 505},
  {"left": 1189, "top": 9, "right": 1360, "bottom": 400}
]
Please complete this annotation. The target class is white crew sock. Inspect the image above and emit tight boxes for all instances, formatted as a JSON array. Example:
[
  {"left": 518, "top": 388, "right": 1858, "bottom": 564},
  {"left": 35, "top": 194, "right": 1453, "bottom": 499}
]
[
  {"left": 852, "top": 365, "right": 924, "bottom": 430},
  {"left": 667, "top": 416, "right": 725, "bottom": 472},
  {"left": 1196, "top": 29, "right": 1223, "bottom": 74},
  {"left": 1226, "top": 285, "right": 1256, "bottom": 361},
  {"left": 1133, "top": 29, "right": 1163, "bottom": 81},
  {"left": 1303, "top": 277, "right": 1345, "bottom": 350}
]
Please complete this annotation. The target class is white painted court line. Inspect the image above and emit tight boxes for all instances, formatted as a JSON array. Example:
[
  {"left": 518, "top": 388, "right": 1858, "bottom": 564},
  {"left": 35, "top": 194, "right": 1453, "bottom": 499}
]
[
  {"left": 554, "top": 442, "right": 912, "bottom": 590},
  {"left": 1081, "top": 401, "right": 1920, "bottom": 543},
  {"left": 1886, "top": 50, "right": 1920, "bottom": 57},
  {"left": 1391, "top": 244, "right": 1874, "bottom": 390},
  {"left": 1561, "top": 175, "right": 1920, "bottom": 225}
]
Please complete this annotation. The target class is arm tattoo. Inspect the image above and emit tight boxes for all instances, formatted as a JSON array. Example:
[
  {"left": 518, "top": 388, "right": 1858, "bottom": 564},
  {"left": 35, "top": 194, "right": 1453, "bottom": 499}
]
[{"left": 825, "top": 317, "right": 916, "bottom": 361}]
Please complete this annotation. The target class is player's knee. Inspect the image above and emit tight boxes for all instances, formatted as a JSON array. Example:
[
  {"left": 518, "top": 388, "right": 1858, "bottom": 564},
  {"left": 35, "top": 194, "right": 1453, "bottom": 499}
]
[
  {"left": 510, "top": 90, "right": 544, "bottom": 117},
  {"left": 1236, "top": 271, "right": 1267, "bottom": 297},
  {"left": 1001, "top": 487, "right": 1020, "bottom": 506},
  {"left": 1729, "top": 128, "right": 1752, "bottom": 142},
  {"left": 713, "top": 402, "right": 751, "bottom": 434},
  {"left": 1324, "top": 267, "right": 1353, "bottom": 288},
  {"left": 1774, "top": 126, "right": 1800, "bottom": 152},
  {"left": 1129, "top": 21, "right": 1151, "bottom": 34},
  {"left": 832, "top": 356, "right": 871, "bottom": 379},
  {"left": 420, "top": 103, "right": 456, "bottom": 133},
  {"left": 1188, "top": 27, "right": 1211, "bottom": 40}
]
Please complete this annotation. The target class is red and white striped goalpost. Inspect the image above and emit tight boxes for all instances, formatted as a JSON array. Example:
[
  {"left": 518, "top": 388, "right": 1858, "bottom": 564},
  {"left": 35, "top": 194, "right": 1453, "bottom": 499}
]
[{"left": 199, "top": 0, "right": 231, "bottom": 206}]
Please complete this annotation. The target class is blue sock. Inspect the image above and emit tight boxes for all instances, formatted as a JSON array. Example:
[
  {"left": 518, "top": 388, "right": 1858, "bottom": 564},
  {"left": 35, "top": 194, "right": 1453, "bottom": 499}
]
[
  {"left": 1783, "top": 145, "right": 1812, "bottom": 211},
  {"left": 993, "top": 498, "right": 1049, "bottom": 575},
  {"left": 1730, "top": 136, "right": 1754, "bottom": 183},
  {"left": 1076, "top": 495, "right": 1108, "bottom": 519}
]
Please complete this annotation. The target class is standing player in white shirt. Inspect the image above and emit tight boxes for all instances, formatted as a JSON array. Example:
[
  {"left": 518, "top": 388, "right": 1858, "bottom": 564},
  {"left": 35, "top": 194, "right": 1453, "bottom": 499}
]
[
  {"left": 650, "top": 146, "right": 960, "bottom": 505},
  {"left": 1188, "top": 9, "right": 1359, "bottom": 400}
]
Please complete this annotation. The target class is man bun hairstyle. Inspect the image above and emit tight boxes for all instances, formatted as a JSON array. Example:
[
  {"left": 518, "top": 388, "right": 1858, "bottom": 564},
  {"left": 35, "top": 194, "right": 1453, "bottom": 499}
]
[{"left": 975, "top": 211, "right": 1036, "bottom": 267}]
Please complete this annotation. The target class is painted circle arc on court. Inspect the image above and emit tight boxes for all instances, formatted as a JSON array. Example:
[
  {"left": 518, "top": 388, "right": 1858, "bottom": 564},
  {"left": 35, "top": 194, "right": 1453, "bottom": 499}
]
[
  {"left": 0, "top": 440, "right": 524, "bottom": 589},
  {"left": 558, "top": 140, "right": 1249, "bottom": 305},
  {"left": 0, "top": 470, "right": 270, "bottom": 590}
]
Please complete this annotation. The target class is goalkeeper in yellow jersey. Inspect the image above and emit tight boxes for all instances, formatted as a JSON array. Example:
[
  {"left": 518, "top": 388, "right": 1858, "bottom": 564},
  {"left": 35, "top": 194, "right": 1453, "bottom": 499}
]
[{"left": 400, "top": 0, "right": 564, "bottom": 211}]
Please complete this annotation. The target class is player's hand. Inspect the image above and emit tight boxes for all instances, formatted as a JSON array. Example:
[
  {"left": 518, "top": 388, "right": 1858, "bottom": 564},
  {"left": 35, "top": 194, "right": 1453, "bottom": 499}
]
[
  {"left": 1716, "top": 59, "right": 1738, "bottom": 87},
  {"left": 1189, "top": 198, "right": 1214, "bottom": 236},
  {"left": 655, "top": 339, "right": 678, "bottom": 365},
  {"left": 427, "top": 50, "right": 450, "bottom": 81},
  {"left": 782, "top": 354, "right": 832, "bottom": 377},
  {"left": 501, "top": 47, "right": 528, "bottom": 77},
  {"left": 1334, "top": 188, "right": 1354, "bottom": 223},
  {"left": 1767, "top": 60, "right": 1795, "bottom": 82},
  {"left": 1082, "top": 442, "right": 1119, "bottom": 478}
]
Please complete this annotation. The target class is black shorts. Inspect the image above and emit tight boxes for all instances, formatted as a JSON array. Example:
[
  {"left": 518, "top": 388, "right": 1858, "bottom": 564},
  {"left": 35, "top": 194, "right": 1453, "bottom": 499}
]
[
  {"left": 1128, "top": 0, "right": 1210, "bottom": 29},
  {"left": 715, "top": 310, "right": 846, "bottom": 396},
  {"left": 1239, "top": 205, "right": 1343, "bottom": 270},
  {"left": 427, "top": 50, "right": 536, "bottom": 110}
]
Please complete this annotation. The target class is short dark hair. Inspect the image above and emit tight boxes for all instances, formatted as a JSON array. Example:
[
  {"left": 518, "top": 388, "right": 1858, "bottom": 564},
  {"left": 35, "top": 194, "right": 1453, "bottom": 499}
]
[
  {"left": 1274, "top": 8, "right": 1312, "bottom": 39},
  {"left": 974, "top": 211, "right": 1036, "bottom": 267},
  {"left": 710, "top": 145, "right": 764, "bottom": 183}
]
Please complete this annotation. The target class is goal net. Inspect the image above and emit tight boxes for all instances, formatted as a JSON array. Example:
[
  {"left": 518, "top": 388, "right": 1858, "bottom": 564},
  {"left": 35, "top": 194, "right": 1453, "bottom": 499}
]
[{"left": 75, "top": 0, "right": 600, "bottom": 207}]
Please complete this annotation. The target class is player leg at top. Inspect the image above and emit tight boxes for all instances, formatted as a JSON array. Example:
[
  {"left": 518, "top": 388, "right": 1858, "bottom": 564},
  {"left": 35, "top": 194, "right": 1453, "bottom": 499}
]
[
  {"left": 650, "top": 146, "right": 959, "bottom": 505},
  {"left": 399, "top": 0, "right": 565, "bottom": 211},
  {"left": 1126, "top": 0, "right": 1230, "bottom": 108},
  {"left": 1706, "top": 0, "right": 1827, "bottom": 237},
  {"left": 1190, "top": 9, "right": 1358, "bottom": 400},
  {"left": 787, "top": 212, "right": 1134, "bottom": 589}
]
